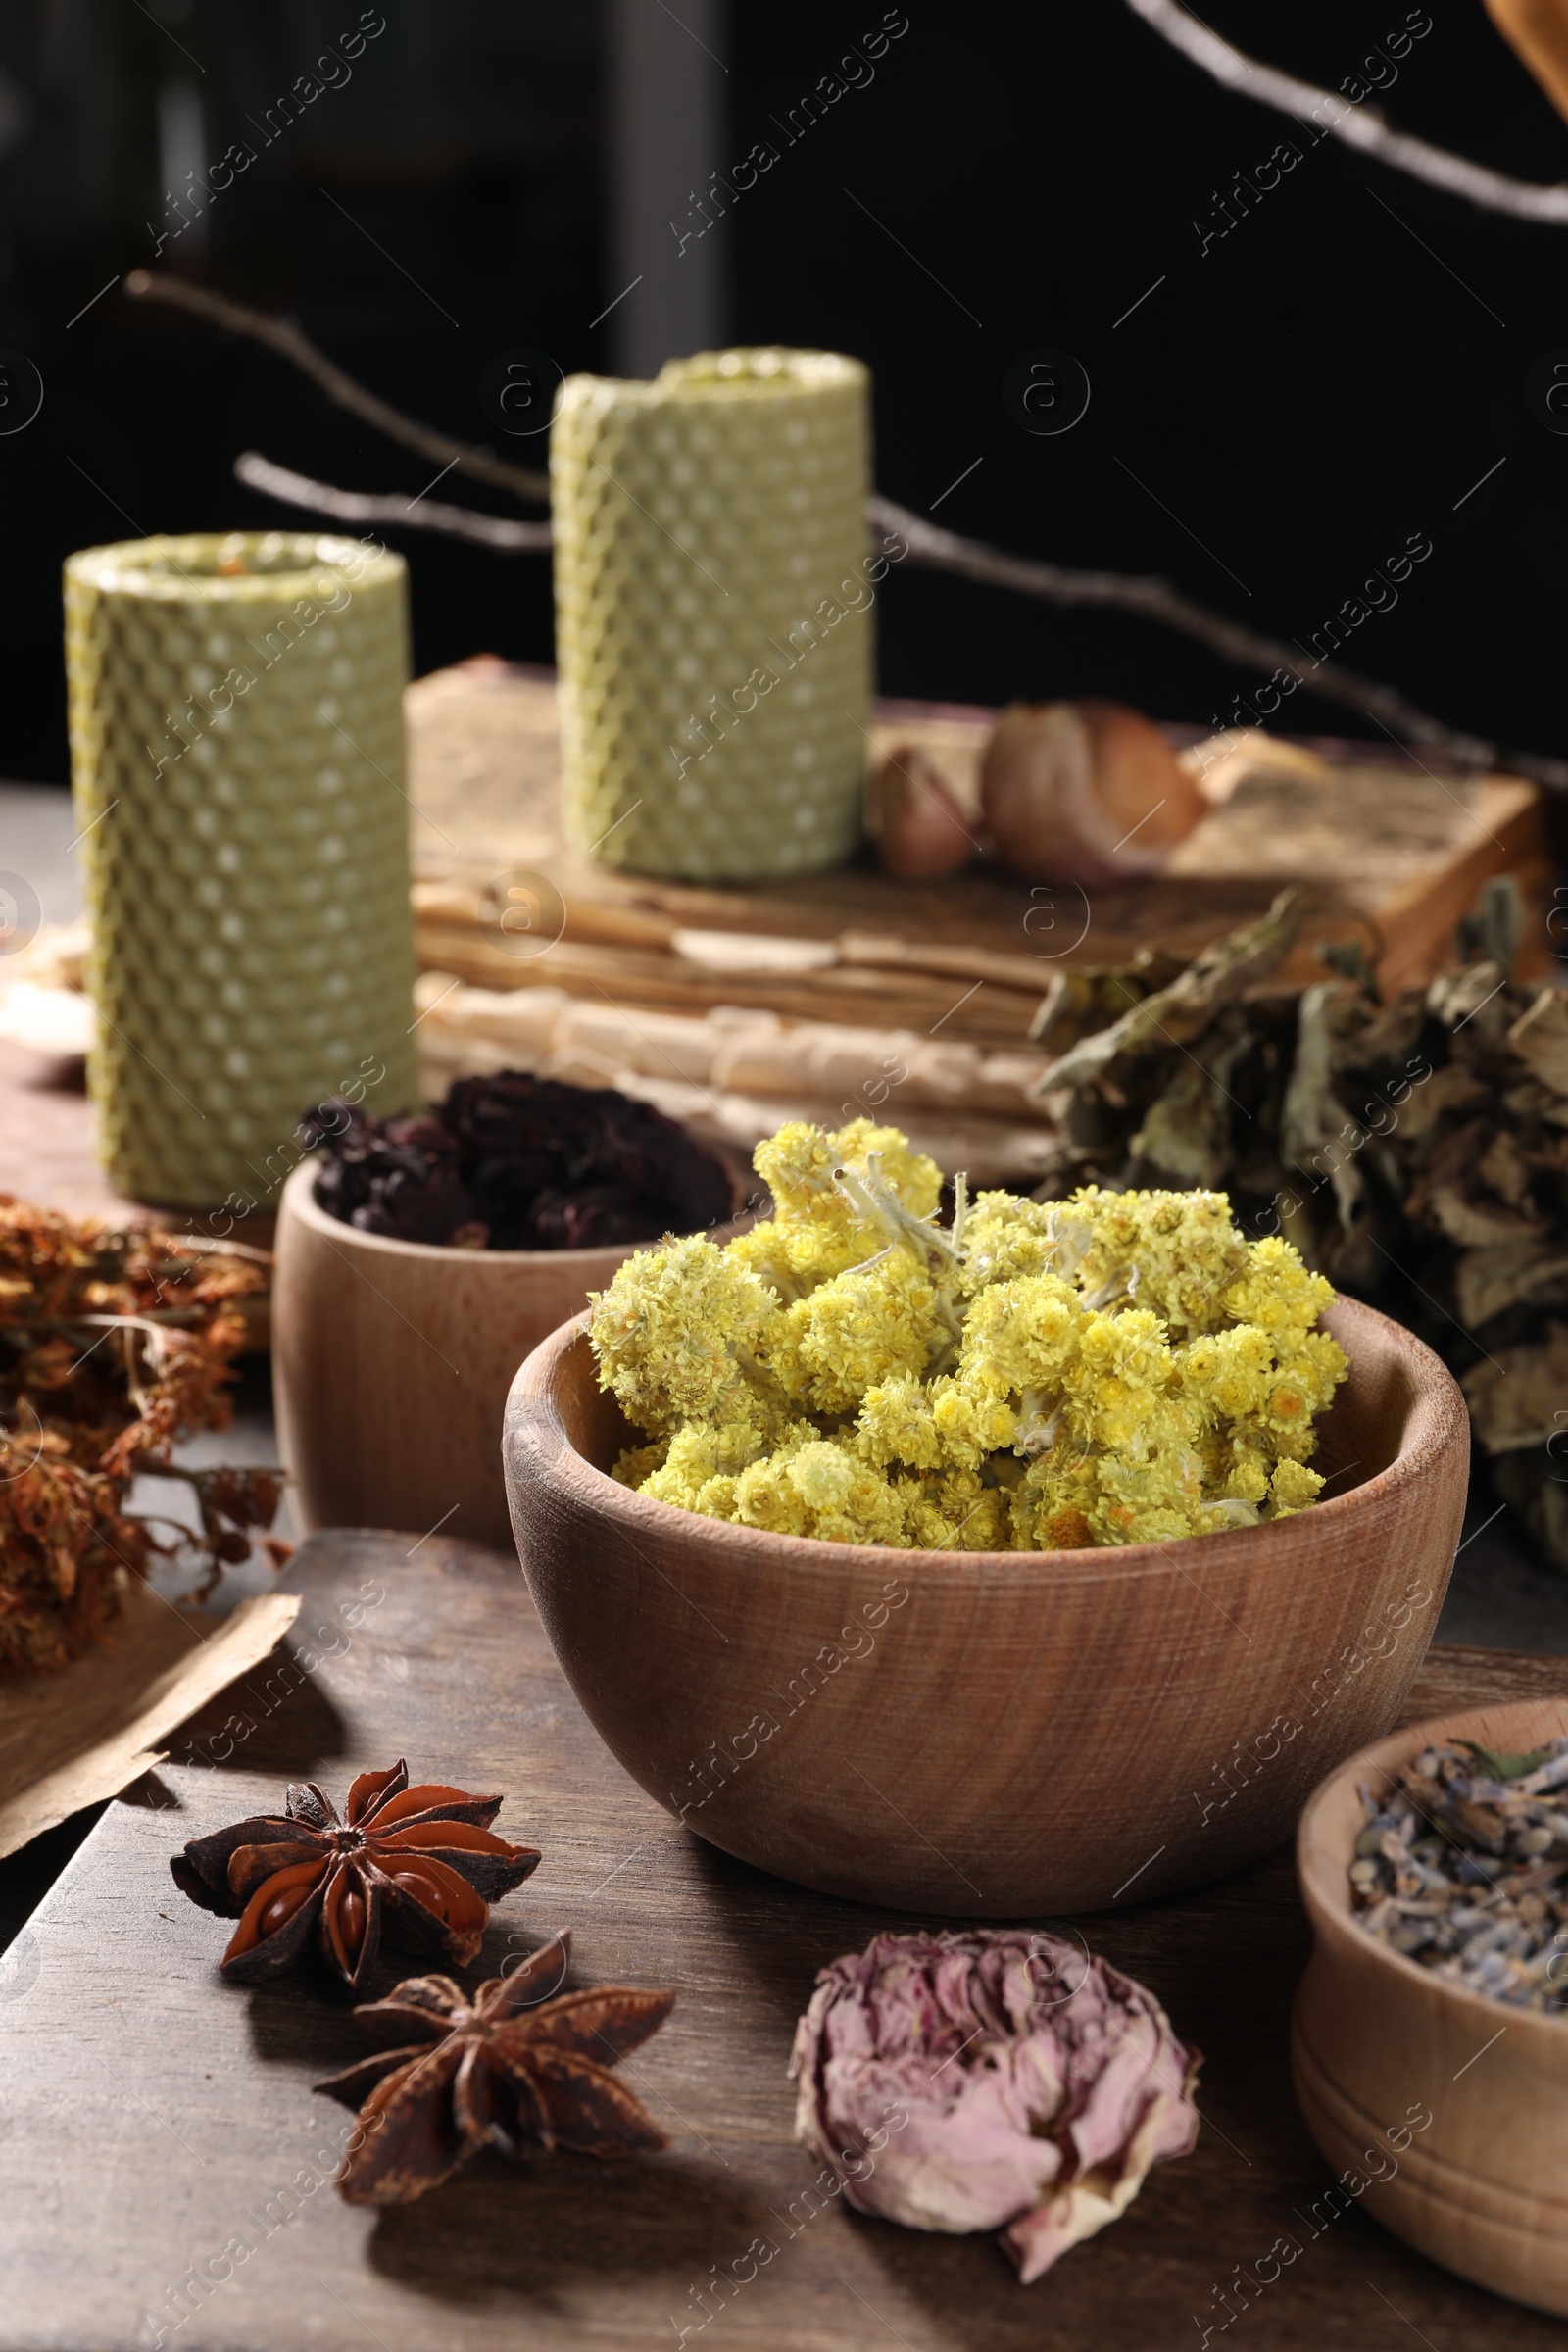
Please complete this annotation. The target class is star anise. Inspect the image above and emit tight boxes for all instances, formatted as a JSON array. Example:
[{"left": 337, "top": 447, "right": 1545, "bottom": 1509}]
[
  {"left": 314, "top": 1929, "right": 675, "bottom": 2205},
  {"left": 171, "top": 1760, "right": 539, "bottom": 1992}
]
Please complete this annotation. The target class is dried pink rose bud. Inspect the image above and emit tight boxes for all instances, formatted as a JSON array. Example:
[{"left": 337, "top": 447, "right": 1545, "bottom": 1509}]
[{"left": 789, "top": 1927, "right": 1200, "bottom": 2282}]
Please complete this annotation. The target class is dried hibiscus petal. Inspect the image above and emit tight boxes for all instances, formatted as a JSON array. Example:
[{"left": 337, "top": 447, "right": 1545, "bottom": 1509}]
[{"left": 302, "top": 1071, "right": 736, "bottom": 1252}]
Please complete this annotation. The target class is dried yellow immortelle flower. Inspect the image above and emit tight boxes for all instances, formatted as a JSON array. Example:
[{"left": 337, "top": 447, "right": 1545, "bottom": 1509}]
[{"left": 588, "top": 1121, "right": 1348, "bottom": 1551}]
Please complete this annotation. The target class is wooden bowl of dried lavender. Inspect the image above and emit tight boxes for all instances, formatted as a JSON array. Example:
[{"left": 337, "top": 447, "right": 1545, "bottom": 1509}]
[
  {"left": 1295, "top": 1698, "right": 1568, "bottom": 2317},
  {"left": 505, "top": 1287, "right": 1470, "bottom": 1917}
]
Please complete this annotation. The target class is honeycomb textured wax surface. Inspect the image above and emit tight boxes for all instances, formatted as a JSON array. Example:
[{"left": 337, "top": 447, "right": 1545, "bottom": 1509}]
[
  {"left": 551, "top": 348, "right": 873, "bottom": 881},
  {"left": 64, "top": 532, "right": 418, "bottom": 1209}
]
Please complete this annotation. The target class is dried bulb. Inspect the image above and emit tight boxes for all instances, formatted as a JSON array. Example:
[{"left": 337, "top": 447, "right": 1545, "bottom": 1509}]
[
  {"left": 979, "top": 700, "right": 1207, "bottom": 889},
  {"left": 1178, "top": 727, "right": 1331, "bottom": 808},
  {"left": 867, "top": 744, "right": 975, "bottom": 880}
]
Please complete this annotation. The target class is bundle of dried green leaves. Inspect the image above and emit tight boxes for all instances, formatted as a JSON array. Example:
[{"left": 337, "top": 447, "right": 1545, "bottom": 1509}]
[
  {"left": 0, "top": 1198, "right": 285, "bottom": 1678},
  {"left": 1030, "top": 881, "right": 1568, "bottom": 1565}
]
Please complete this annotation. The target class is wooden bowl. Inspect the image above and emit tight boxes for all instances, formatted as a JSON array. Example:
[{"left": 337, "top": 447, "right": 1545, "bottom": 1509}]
[
  {"left": 272, "top": 1157, "right": 734, "bottom": 1549},
  {"left": 502, "top": 1294, "right": 1469, "bottom": 1914},
  {"left": 1294, "top": 1693, "right": 1568, "bottom": 2318}
]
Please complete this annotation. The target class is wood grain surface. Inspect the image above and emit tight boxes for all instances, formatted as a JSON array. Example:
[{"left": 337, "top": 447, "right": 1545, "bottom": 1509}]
[{"left": 2, "top": 1530, "right": 1567, "bottom": 2351}]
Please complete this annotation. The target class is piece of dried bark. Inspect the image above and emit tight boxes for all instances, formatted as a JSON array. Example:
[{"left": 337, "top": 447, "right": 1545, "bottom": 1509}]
[{"left": 1508, "top": 986, "right": 1568, "bottom": 1094}]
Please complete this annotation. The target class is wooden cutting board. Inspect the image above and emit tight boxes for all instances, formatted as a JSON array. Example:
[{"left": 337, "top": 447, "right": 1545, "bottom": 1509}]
[{"left": 2, "top": 1529, "right": 1566, "bottom": 2351}]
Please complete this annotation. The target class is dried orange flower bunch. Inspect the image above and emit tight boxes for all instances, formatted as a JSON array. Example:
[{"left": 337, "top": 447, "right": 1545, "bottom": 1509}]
[{"left": 0, "top": 1197, "right": 283, "bottom": 1677}]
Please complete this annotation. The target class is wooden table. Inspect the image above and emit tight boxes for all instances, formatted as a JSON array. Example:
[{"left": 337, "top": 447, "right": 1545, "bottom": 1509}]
[{"left": 2, "top": 1531, "right": 1567, "bottom": 2351}]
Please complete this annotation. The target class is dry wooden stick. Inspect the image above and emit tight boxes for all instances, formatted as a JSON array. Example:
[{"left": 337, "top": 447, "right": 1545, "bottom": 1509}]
[
  {"left": 234, "top": 451, "right": 1568, "bottom": 796},
  {"left": 233, "top": 453, "right": 552, "bottom": 549},
  {"left": 122, "top": 270, "right": 549, "bottom": 503},
  {"left": 1124, "top": 0, "right": 1568, "bottom": 223},
  {"left": 411, "top": 973, "right": 1054, "bottom": 1117},
  {"left": 130, "top": 272, "right": 1568, "bottom": 796},
  {"left": 869, "top": 495, "right": 1568, "bottom": 796},
  {"left": 411, "top": 924, "right": 1042, "bottom": 1040}
]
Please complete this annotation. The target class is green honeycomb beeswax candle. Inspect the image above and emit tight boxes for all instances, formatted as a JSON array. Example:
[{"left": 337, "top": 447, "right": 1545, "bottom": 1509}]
[
  {"left": 551, "top": 347, "right": 873, "bottom": 880},
  {"left": 64, "top": 531, "right": 418, "bottom": 1209}
]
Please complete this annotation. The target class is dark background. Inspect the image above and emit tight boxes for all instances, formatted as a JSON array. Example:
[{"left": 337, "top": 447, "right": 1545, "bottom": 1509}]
[{"left": 0, "top": 0, "right": 1561, "bottom": 784}]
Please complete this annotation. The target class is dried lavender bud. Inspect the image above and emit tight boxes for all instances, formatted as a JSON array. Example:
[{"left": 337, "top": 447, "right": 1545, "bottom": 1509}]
[{"left": 1349, "top": 1738, "right": 1568, "bottom": 2010}]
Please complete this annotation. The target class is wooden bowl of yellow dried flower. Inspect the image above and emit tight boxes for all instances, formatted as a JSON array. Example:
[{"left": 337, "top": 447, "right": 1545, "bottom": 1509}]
[{"left": 504, "top": 1285, "right": 1467, "bottom": 1916}]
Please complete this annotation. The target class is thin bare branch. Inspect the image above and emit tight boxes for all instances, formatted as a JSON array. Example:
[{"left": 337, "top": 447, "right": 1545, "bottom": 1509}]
[
  {"left": 868, "top": 495, "right": 1568, "bottom": 793},
  {"left": 122, "top": 270, "right": 550, "bottom": 503},
  {"left": 220, "top": 449, "right": 1568, "bottom": 800},
  {"left": 1124, "top": 0, "right": 1568, "bottom": 224},
  {"left": 234, "top": 452, "right": 553, "bottom": 549}
]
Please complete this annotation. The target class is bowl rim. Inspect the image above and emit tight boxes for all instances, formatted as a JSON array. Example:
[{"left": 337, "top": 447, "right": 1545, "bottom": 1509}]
[
  {"left": 506, "top": 1289, "right": 1471, "bottom": 1590},
  {"left": 278, "top": 1152, "right": 745, "bottom": 1271},
  {"left": 1297, "top": 1692, "right": 1568, "bottom": 2041}
]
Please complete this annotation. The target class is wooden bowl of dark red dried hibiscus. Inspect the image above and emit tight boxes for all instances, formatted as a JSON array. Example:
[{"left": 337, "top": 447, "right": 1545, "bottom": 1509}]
[{"left": 273, "top": 1072, "right": 742, "bottom": 1548}]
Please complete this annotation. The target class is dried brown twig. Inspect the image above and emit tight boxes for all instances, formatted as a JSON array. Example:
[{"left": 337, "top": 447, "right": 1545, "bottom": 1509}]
[
  {"left": 234, "top": 452, "right": 1568, "bottom": 794},
  {"left": 233, "top": 453, "right": 553, "bottom": 550},
  {"left": 867, "top": 496, "right": 1568, "bottom": 795},
  {"left": 1124, "top": 0, "right": 1568, "bottom": 224},
  {"left": 122, "top": 270, "right": 549, "bottom": 503},
  {"left": 125, "top": 270, "right": 1568, "bottom": 794}
]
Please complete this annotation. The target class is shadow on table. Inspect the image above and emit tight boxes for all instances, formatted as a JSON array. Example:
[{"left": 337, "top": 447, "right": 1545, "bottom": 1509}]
[
  {"left": 171, "top": 1632, "right": 352, "bottom": 1776},
  {"left": 364, "top": 2149, "right": 773, "bottom": 2301}
]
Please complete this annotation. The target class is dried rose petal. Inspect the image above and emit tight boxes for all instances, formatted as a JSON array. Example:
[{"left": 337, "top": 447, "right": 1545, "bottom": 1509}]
[{"left": 789, "top": 1927, "right": 1200, "bottom": 2282}]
